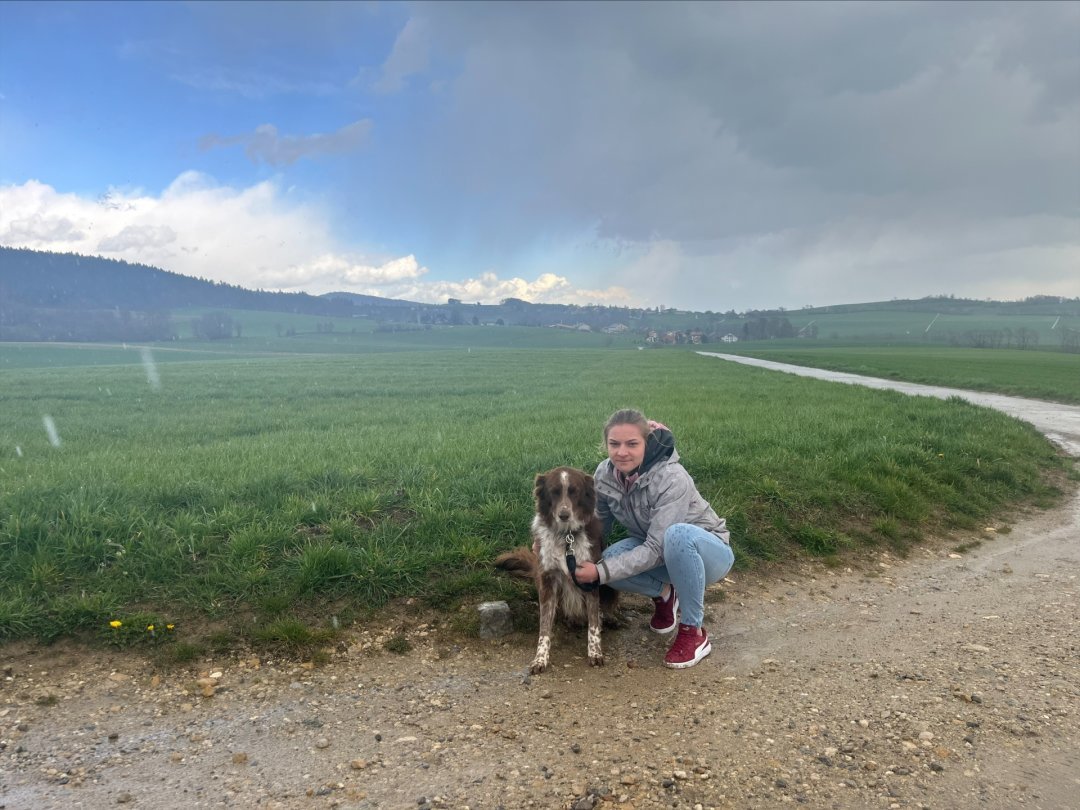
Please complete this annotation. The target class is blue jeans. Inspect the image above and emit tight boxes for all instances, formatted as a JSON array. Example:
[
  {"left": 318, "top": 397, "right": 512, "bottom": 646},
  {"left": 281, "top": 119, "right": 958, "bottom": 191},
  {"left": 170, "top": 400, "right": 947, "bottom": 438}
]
[{"left": 602, "top": 523, "right": 735, "bottom": 627}]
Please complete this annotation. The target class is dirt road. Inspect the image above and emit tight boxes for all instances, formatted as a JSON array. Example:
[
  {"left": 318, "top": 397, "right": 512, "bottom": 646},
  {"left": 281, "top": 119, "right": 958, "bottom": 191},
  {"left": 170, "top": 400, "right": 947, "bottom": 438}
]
[{"left": 2, "top": 365, "right": 1078, "bottom": 810}]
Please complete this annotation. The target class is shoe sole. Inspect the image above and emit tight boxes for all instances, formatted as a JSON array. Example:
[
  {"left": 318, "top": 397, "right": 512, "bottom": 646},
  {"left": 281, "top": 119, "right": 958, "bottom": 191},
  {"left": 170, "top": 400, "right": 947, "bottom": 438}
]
[
  {"left": 649, "top": 595, "right": 680, "bottom": 634},
  {"left": 663, "top": 639, "right": 711, "bottom": 669}
]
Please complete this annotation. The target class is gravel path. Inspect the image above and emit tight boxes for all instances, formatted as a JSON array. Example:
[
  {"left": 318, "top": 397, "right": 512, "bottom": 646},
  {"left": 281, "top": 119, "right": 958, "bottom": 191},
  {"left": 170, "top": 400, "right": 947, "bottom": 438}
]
[{"left": 3, "top": 366, "right": 1078, "bottom": 810}]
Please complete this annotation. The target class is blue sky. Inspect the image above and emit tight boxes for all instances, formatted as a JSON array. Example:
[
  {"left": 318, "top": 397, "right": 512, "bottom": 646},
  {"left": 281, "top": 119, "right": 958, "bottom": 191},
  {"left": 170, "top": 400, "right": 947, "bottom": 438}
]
[{"left": 1, "top": 1, "right": 1077, "bottom": 311}]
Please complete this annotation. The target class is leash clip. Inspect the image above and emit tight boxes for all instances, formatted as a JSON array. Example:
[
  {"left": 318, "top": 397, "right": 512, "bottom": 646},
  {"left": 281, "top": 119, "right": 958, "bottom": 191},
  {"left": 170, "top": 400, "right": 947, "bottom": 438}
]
[{"left": 564, "top": 531, "right": 598, "bottom": 592}]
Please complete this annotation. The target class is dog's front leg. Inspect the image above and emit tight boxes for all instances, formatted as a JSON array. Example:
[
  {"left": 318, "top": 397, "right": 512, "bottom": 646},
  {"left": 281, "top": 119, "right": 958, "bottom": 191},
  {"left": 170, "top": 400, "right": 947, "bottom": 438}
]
[
  {"left": 531, "top": 585, "right": 557, "bottom": 674},
  {"left": 586, "top": 590, "right": 604, "bottom": 667}
]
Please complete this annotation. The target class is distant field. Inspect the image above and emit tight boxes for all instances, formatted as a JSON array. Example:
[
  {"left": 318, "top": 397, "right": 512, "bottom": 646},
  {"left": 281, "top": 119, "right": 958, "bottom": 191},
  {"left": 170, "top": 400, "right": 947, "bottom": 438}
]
[
  {"left": 0, "top": 346, "right": 1067, "bottom": 645},
  {"left": 782, "top": 311, "right": 1075, "bottom": 344},
  {"left": 0, "top": 325, "right": 639, "bottom": 369},
  {"left": 173, "top": 307, "right": 377, "bottom": 339},
  {"left": 722, "top": 345, "right": 1080, "bottom": 405}
]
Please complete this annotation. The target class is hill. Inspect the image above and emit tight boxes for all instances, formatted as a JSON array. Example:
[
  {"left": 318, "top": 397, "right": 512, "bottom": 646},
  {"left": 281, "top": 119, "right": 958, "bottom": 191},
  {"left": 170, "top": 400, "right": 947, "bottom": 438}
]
[
  {"left": 1, "top": 246, "right": 1077, "bottom": 346},
  {"left": 0, "top": 247, "right": 353, "bottom": 341}
]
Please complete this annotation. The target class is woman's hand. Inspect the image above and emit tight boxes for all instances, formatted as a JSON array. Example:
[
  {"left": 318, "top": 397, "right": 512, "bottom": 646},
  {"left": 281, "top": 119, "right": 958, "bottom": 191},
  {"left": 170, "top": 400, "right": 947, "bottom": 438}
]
[{"left": 573, "top": 560, "right": 599, "bottom": 584}]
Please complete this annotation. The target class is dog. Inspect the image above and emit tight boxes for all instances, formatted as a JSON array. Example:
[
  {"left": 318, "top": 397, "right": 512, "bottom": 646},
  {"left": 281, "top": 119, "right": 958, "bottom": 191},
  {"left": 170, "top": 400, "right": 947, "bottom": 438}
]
[{"left": 494, "top": 466, "right": 616, "bottom": 674}]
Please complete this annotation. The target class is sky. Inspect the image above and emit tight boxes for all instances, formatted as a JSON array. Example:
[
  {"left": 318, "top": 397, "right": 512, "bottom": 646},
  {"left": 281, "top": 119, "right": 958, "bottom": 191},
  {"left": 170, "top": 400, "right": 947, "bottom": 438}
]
[{"left": 1, "top": 1, "right": 1077, "bottom": 312}]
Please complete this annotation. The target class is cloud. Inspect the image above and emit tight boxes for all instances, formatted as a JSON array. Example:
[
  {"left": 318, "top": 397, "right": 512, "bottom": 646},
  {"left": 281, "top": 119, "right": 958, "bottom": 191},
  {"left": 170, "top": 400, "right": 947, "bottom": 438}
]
[
  {"left": 98, "top": 224, "right": 178, "bottom": 252},
  {"left": 199, "top": 119, "right": 372, "bottom": 166},
  {"left": 0, "top": 175, "right": 627, "bottom": 306},
  {"left": 256, "top": 253, "right": 429, "bottom": 289},
  {"left": 171, "top": 67, "right": 340, "bottom": 99},
  {"left": 371, "top": 16, "right": 430, "bottom": 94},
  {"left": 375, "top": 271, "right": 635, "bottom": 308},
  {"left": 342, "top": 2, "right": 1079, "bottom": 309}
]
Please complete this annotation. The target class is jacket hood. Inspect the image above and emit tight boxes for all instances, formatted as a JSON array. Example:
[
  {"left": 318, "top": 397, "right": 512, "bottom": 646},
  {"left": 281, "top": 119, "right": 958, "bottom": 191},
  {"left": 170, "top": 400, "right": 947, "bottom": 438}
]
[{"left": 635, "top": 426, "right": 676, "bottom": 476}]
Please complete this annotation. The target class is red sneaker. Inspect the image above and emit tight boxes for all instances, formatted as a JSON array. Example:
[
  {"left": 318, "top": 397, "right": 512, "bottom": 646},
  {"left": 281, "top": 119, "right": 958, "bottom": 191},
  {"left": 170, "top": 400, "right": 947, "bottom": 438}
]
[
  {"left": 649, "top": 587, "right": 679, "bottom": 634},
  {"left": 664, "top": 624, "right": 711, "bottom": 669}
]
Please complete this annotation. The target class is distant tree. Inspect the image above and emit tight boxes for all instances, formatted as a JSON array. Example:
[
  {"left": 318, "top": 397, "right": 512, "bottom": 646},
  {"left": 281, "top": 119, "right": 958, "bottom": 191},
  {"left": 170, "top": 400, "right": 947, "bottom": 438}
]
[
  {"left": 194, "top": 312, "right": 233, "bottom": 340},
  {"left": 1061, "top": 327, "right": 1080, "bottom": 354},
  {"left": 1015, "top": 327, "right": 1039, "bottom": 350},
  {"left": 964, "top": 330, "right": 1006, "bottom": 349}
]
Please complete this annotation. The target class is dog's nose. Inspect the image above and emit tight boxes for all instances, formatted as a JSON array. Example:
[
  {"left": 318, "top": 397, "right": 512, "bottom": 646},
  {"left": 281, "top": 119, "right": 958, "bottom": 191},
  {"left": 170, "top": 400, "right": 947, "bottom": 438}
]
[{"left": 558, "top": 509, "right": 571, "bottom": 521}]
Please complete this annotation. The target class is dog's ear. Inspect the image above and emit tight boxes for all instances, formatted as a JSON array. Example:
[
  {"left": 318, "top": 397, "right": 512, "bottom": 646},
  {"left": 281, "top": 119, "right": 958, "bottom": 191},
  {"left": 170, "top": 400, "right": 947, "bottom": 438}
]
[
  {"left": 581, "top": 473, "right": 596, "bottom": 512},
  {"left": 533, "top": 473, "right": 548, "bottom": 506}
]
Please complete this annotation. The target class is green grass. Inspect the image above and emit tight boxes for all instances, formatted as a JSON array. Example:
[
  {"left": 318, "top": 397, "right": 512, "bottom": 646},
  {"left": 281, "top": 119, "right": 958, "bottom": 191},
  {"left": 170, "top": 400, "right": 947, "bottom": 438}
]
[
  {"left": 0, "top": 325, "right": 638, "bottom": 370},
  {"left": 0, "top": 346, "right": 1069, "bottom": 644},
  {"left": 719, "top": 345, "right": 1080, "bottom": 404},
  {"left": 173, "top": 307, "right": 377, "bottom": 339},
  {"left": 781, "top": 311, "right": 1076, "bottom": 345}
]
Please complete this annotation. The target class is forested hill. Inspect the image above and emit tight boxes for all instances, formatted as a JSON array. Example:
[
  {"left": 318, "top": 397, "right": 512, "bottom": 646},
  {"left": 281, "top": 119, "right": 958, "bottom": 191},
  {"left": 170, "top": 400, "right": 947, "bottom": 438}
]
[{"left": 0, "top": 247, "right": 349, "bottom": 316}]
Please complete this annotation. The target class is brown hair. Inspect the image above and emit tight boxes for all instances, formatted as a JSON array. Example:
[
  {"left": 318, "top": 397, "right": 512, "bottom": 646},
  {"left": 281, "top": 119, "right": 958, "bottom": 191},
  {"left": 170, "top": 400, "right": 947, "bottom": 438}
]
[{"left": 603, "top": 408, "right": 652, "bottom": 442}]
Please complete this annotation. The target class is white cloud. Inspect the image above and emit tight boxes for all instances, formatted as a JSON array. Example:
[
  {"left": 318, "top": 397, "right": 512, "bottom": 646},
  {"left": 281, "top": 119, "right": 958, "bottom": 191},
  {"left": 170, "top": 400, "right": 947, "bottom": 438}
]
[
  {"left": 257, "top": 253, "right": 429, "bottom": 289},
  {"left": 0, "top": 175, "right": 628, "bottom": 306},
  {"left": 98, "top": 224, "right": 178, "bottom": 252},
  {"left": 377, "top": 271, "right": 636, "bottom": 307},
  {"left": 0, "top": 175, "right": 369, "bottom": 292}
]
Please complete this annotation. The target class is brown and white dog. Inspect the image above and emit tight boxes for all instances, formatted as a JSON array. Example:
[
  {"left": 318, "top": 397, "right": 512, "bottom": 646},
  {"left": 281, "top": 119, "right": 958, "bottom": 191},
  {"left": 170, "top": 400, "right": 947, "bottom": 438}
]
[{"left": 495, "top": 466, "right": 615, "bottom": 674}]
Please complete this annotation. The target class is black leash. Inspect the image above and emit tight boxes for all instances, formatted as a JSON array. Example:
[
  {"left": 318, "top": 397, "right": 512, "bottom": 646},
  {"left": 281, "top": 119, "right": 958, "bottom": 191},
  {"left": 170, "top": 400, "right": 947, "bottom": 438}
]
[{"left": 564, "top": 532, "right": 598, "bottom": 592}]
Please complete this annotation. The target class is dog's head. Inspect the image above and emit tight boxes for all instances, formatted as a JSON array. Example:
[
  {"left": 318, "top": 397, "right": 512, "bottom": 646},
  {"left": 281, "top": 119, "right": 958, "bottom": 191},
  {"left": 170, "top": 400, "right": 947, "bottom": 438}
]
[{"left": 534, "top": 466, "right": 596, "bottom": 531}]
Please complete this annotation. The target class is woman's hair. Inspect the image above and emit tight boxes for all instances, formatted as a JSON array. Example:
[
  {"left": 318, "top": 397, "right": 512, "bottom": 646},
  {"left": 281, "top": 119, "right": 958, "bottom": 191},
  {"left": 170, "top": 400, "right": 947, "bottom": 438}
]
[{"left": 603, "top": 408, "right": 652, "bottom": 442}]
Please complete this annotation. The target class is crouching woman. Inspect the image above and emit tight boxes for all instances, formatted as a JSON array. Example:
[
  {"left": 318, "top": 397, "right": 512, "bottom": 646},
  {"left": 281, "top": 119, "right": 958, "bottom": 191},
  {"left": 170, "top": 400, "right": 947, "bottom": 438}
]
[{"left": 572, "top": 408, "right": 734, "bottom": 669}]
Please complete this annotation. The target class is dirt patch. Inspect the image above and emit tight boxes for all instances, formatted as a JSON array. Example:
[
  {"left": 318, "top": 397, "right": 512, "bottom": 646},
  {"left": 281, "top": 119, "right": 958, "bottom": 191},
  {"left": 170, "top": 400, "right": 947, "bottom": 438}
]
[{"left": 2, "top": 489, "right": 1078, "bottom": 810}]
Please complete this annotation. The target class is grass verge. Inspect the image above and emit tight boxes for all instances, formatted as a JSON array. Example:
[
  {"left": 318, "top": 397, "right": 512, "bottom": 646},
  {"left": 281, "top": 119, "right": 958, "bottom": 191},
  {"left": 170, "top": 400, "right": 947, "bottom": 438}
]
[
  {"left": 722, "top": 344, "right": 1080, "bottom": 404},
  {"left": 1, "top": 347, "right": 1071, "bottom": 646}
]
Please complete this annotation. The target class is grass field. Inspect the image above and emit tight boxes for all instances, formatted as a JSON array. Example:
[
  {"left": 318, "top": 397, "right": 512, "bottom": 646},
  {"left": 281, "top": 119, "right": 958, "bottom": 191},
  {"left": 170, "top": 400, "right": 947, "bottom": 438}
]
[
  {"left": 782, "top": 311, "right": 1076, "bottom": 345},
  {"left": 0, "top": 326, "right": 637, "bottom": 370},
  {"left": 722, "top": 345, "right": 1080, "bottom": 405},
  {"left": 1, "top": 341, "right": 1070, "bottom": 650}
]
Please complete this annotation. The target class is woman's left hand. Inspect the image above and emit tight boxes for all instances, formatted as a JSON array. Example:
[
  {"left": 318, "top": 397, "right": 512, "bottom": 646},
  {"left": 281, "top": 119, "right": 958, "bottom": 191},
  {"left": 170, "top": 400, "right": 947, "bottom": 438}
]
[{"left": 573, "top": 560, "right": 599, "bottom": 584}]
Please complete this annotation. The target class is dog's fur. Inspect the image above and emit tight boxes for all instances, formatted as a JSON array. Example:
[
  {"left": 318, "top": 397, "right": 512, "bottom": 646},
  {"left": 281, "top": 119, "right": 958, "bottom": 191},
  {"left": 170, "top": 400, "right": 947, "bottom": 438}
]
[{"left": 495, "top": 466, "right": 616, "bottom": 674}]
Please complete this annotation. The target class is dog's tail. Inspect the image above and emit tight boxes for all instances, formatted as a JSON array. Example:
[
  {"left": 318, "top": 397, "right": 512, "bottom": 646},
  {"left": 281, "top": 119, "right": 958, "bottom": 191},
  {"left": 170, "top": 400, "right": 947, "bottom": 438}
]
[{"left": 493, "top": 547, "right": 539, "bottom": 580}]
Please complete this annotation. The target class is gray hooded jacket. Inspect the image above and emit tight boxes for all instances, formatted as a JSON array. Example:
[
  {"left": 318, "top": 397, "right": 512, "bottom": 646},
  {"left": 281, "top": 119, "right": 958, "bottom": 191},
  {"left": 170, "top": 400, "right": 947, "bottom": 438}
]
[{"left": 593, "top": 447, "right": 730, "bottom": 585}]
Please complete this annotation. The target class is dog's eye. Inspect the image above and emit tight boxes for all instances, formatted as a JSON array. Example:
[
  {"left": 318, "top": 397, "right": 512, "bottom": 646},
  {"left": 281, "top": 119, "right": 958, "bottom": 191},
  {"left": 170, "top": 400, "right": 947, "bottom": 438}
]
[{"left": 567, "top": 486, "right": 577, "bottom": 495}]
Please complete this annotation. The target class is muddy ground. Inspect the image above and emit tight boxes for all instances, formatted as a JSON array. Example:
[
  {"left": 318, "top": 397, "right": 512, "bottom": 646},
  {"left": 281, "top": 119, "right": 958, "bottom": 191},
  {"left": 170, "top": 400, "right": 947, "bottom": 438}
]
[{"left": 2, "top": 370, "right": 1078, "bottom": 810}]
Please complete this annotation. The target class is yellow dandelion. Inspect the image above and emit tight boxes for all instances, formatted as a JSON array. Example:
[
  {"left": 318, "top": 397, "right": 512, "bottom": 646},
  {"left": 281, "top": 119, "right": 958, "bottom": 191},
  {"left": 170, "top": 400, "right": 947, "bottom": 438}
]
[
  {"left": 166, "top": 624, "right": 175, "bottom": 632},
  {"left": 146, "top": 624, "right": 155, "bottom": 632},
  {"left": 110, "top": 620, "right": 122, "bottom": 629}
]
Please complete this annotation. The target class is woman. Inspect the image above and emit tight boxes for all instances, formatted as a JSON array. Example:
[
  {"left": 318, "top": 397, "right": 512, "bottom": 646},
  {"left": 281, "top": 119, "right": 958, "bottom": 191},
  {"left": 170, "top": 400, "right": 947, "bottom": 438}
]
[{"left": 572, "top": 409, "right": 734, "bottom": 669}]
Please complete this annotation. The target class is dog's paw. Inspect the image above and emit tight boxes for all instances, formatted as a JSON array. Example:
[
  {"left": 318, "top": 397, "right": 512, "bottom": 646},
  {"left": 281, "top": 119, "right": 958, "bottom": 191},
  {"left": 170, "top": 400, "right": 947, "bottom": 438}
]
[
  {"left": 589, "top": 655, "right": 605, "bottom": 667},
  {"left": 529, "top": 660, "right": 549, "bottom": 675}
]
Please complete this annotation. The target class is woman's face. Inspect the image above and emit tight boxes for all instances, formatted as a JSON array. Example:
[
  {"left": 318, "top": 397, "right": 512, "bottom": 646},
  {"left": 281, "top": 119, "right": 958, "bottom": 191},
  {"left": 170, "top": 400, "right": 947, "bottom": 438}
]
[{"left": 607, "top": 423, "right": 647, "bottom": 475}]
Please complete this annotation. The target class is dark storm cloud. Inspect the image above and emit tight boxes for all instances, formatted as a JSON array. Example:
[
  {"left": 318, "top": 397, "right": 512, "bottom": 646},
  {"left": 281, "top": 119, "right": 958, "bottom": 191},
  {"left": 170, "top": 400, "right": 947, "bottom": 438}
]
[
  {"left": 361, "top": 1, "right": 1077, "bottom": 307},
  {"left": 400, "top": 2, "right": 1076, "bottom": 239}
]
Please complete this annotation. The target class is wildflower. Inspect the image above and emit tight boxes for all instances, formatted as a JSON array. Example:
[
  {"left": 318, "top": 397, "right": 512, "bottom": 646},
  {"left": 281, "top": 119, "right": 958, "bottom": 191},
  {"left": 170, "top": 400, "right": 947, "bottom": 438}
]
[
  {"left": 110, "top": 620, "right": 122, "bottom": 629},
  {"left": 146, "top": 624, "right": 155, "bottom": 632},
  {"left": 166, "top": 624, "right": 175, "bottom": 632}
]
